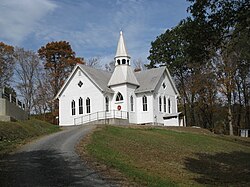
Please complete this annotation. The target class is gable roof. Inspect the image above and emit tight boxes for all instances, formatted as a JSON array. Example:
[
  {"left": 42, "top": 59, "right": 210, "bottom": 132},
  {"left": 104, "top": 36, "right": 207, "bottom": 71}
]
[
  {"left": 134, "top": 66, "right": 179, "bottom": 95},
  {"left": 79, "top": 64, "right": 113, "bottom": 93},
  {"left": 55, "top": 64, "right": 179, "bottom": 100},
  {"left": 55, "top": 64, "right": 113, "bottom": 99}
]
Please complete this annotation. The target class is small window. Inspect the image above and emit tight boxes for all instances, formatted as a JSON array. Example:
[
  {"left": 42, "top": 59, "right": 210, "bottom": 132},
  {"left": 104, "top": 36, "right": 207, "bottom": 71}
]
[
  {"left": 78, "top": 81, "right": 83, "bottom": 87},
  {"left": 159, "top": 96, "right": 162, "bottom": 112},
  {"left": 164, "top": 96, "right": 167, "bottom": 112},
  {"left": 162, "top": 82, "right": 166, "bottom": 89},
  {"left": 105, "top": 96, "right": 109, "bottom": 112},
  {"left": 71, "top": 100, "right": 75, "bottom": 115},
  {"left": 117, "top": 59, "right": 121, "bottom": 65},
  {"left": 79, "top": 97, "right": 83, "bottom": 114},
  {"left": 127, "top": 60, "right": 130, "bottom": 65},
  {"left": 122, "top": 59, "right": 126, "bottom": 64},
  {"left": 78, "top": 71, "right": 81, "bottom": 76},
  {"left": 130, "top": 95, "right": 134, "bottom": 111},
  {"left": 116, "top": 92, "right": 123, "bottom": 101},
  {"left": 86, "top": 97, "right": 91, "bottom": 113},
  {"left": 142, "top": 95, "right": 147, "bottom": 111},
  {"left": 168, "top": 98, "right": 171, "bottom": 113}
]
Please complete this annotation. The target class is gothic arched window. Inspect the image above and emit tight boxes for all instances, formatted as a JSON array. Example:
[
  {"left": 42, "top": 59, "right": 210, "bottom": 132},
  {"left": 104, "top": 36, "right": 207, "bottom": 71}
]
[
  {"left": 116, "top": 92, "right": 123, "bottom": 101},
  {"left": 164, "top": 96, "right": 167, "bottom": 113},
  {"left": 130, "top": 95, "right": 134, "bottom": 111},
  {"left": 142, "top": 95, "right": 147, "bottom": 111},
  {"left": 86, "top": 97, "right": 91, "bottom": 113},
  {"left": 159, "top": 96, "right": 162, "bottom": 112},
  {"left": 71, "top": 100, "right": 75, "bottom": 115},
  {"left": 79, "top": 97, "right": 83, "bottom": 114},
  {"left": 105, "top": 96, "right": 109, "bottom": 112}
]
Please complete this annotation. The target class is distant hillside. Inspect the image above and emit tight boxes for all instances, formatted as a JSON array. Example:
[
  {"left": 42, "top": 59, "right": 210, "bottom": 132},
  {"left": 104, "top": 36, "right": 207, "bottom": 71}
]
[
  {"left": 0, "top": 119, "right": 60, "bottom": 156},
  {"left": 78, "top": 125, "right": 250, "bottom": 186}
]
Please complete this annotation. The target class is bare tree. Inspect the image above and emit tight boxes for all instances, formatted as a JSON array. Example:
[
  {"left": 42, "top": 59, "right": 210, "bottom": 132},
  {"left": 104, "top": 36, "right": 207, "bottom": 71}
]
[
  {"left": 86, "top": 57, "right": 101, "bottom": 68},
  {"left": 105, "top": 60, "right": 115, "bottom": 72},
  {"left": 133, "top": 58, "right": 146, "bottom": 71},
  {"left": 0, "top": 42, "right": 15, "bottom": 87},
  {"left": 14, "top": 47, "right": 40, "bottom": 114},
  {"left": 33, "top": 70, "right": 53, "bottom": 115}
]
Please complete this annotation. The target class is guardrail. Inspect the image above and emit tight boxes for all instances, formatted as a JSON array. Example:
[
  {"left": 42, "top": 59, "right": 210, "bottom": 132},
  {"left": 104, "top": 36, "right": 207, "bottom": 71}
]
[
  {"left": 0, "top": 88, "right": 25, "bottom": 110},
  {"left": 74, "top": 110, "right": 128, "bottom": 125}
]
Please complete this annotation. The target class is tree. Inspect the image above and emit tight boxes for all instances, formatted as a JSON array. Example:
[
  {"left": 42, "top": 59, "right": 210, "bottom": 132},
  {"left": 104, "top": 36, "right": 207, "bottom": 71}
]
[
  {"left": 133, "top": 58, "right": 146, "bottom": 71},
  {"left": 0, "top": 42, "right": 15, "bottom": 88},
  {"left": 147, "top": 19, "right": 217, "bottom": 128},
  {"left": 86, "top": 57, "right": 101, "bottom": 68},
  {"left": 187, "top": 0, "right": 250, "bottom": 135},
  {"left": 14, "top": 47, "right": 40, "bottom": 114},
  {"left": 38, "top": 41, "right": 84, "bottom": 98},
  {"left": 105, "top": 60, "right": 115, "bottom": 72}
]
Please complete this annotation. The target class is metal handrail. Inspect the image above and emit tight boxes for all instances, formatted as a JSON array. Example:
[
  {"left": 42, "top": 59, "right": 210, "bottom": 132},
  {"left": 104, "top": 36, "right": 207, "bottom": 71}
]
[{"left": 74, "top": 110, "right": 128, "bottom": 125}]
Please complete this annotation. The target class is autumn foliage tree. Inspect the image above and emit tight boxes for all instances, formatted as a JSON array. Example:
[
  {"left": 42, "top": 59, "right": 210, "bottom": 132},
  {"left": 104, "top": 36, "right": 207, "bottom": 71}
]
[
  {"left": 38, "top": 41, "right": 84, "bottom": 121},
  {"left": 38, "top": 41, "right": 84, "bottom": 98}
]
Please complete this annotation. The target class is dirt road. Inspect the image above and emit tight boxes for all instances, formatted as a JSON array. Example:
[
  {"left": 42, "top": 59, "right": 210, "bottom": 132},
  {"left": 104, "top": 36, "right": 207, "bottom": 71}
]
[{"left": 0, "top": 125, "right": 116, "bottom": 187}]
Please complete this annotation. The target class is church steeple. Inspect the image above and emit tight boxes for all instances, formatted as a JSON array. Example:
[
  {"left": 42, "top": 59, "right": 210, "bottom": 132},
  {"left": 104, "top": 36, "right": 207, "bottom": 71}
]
[
  {"left": 108, "top": 31, "right": 139, "bottom": 87},
  {"left": 114, "top": 31, "right": 131, "bottom": 66}
]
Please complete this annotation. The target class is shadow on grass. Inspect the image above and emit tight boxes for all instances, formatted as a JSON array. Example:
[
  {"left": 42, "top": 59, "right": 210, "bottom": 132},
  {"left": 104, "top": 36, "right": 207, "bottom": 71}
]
[
  {"left": 0, "top": 150, "right": 107, "bottom": 187},
  {"left": 184, "top": 151, "right": 250, "bottom": 186}
]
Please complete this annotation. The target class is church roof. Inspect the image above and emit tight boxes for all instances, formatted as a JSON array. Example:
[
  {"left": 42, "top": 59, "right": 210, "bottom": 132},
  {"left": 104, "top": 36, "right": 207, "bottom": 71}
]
[
  {"left": 134, "top": 66, "right": 179, "bottom": 95},
  {"left": 134, "top": 67, "right": 165, "bottom": 93},
  {"left": 78, "top": 64, "right": 114, "bottom": 93},
  {"left": 107, "top": 65, "right": 140, "bottom": 87},
  {"left": 55, "top": 64, "right": 178, "bottom": 99},
  {"left": 115, "top": 31, "right": 130, "bottom": 58}
]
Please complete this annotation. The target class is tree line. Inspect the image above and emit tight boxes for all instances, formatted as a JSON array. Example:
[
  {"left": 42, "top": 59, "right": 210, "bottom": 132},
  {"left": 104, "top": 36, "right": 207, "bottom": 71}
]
[
  {"left": 147, "top": 0, "right": 249, "bottom": 135},
  {"left": 0, "top": 41, "right": 84, "bottom": 123}
]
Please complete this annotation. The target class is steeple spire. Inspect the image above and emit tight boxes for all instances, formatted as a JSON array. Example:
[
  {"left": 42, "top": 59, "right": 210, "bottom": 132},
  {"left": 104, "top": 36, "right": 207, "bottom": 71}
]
[{"left": 114, "top": 31, "right": 130, "bottom": 66}]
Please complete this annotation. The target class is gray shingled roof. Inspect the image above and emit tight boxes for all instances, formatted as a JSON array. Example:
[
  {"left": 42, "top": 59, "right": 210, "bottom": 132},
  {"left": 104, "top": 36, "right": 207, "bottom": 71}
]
[
  {"left": 134, "top": 66, "right": 166, "bottom": 93},
  {"left": 79, "top": 65, "right": 167, "bottom": 94},
  {"left": 79, "top": 64, "right": 114, "bottom": 93}
]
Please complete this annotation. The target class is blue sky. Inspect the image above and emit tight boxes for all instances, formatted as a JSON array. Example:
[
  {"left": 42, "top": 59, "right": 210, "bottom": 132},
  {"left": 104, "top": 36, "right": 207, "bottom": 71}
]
[{"left": 0, "top": 0, "right": 190, "bottom": 67}]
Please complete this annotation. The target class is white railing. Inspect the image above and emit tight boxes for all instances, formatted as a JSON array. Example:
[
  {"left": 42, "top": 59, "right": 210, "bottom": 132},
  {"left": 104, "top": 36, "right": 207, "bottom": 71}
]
[{"left": 74, "top": 110, "right": 128, "bottom": 125}]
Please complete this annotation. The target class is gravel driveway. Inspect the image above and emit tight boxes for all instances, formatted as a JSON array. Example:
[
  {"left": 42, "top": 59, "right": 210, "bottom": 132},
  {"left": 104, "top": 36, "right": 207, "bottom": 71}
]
[{"left": 0, "top": 125, "right": 116, "bottom": 187}]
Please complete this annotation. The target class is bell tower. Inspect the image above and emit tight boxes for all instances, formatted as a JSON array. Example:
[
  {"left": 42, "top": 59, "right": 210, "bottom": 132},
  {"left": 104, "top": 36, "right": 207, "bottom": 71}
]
[{"left": 114, "top": 31, "right": 131, "bottom": 66}]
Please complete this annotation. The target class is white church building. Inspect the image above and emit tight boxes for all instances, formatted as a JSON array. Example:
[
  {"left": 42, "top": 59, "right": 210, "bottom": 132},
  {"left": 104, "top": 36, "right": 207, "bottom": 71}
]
[{"left": 55, "top": 31, "right": 183, "bottom": 126}]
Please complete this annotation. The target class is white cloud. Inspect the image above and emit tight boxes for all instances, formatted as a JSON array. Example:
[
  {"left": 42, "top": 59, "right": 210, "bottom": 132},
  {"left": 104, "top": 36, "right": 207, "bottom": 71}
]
[{"left": 0, "top": 0, "right": 57, "bottom": 44}]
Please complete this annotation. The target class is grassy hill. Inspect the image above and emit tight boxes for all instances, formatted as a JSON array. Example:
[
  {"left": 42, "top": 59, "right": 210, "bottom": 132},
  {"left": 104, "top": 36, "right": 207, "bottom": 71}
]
[
  {"left": 78, "top": 125, "right": 250, "bottom": 186},
  {"left": 0, "top": 119, "right": 60, "bottom": 156}
]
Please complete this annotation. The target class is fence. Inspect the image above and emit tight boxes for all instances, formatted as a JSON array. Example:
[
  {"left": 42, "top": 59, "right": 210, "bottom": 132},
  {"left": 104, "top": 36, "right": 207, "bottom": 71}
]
[
  {"left": 74, "top": 110, "right": 128, "bottom": 125},
  {"left": 0, "top": 88, "right": 25, "bottom": 110}
]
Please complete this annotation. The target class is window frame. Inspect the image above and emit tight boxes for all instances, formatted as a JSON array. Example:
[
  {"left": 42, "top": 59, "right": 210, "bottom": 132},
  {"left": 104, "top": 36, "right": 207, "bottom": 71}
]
[
  {"left": 116, "top": 92, "right": 123, "bottom": 102},
  {"left": 71, "top": 100, "right": 76, "bottom": 115},
  {"left": 164, "top": 96, "right": 166, "bottom": 113},
  {"left": 105, "top": 96, "right": 109, "bottom": 112},
  {"left": 142, "top": 95, "right": 147, "bottom": 111},
  {"left": 79, "top": 97, "right": 83, "bottom": 114},
  {"left": 130, "top": 95, "right": 134, "bottom": 112},
  {"left": 159, "top": 96, "right": 162, "bottom": 112},
  {"left": 86, "top": 97, "right": 91, "bottom": 113},
  {"left": 168, "top": 98, "right": 171, "bottom": 113}
]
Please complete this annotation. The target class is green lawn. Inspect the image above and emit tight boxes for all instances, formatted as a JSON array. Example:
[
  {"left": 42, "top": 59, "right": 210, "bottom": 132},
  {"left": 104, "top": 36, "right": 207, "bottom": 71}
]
[
  {"left": 84, "top": 125, "right": 250, "bottom": 186},
  {"left": 0, "top": 118, "right": 60, "bottom": 156}
]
